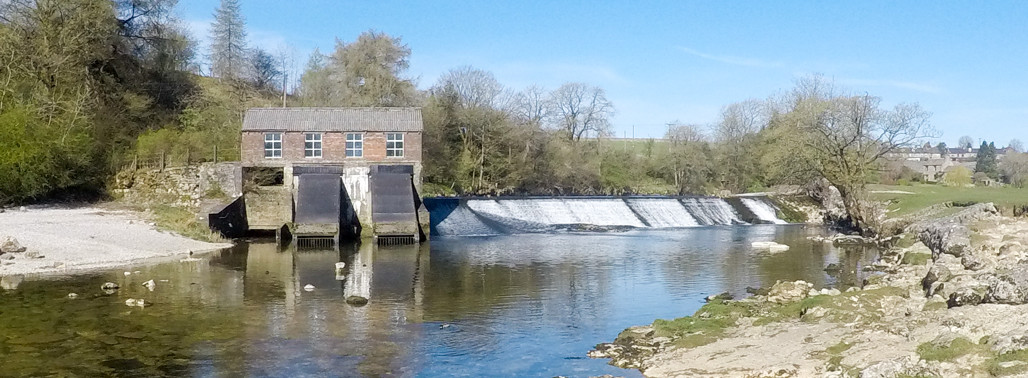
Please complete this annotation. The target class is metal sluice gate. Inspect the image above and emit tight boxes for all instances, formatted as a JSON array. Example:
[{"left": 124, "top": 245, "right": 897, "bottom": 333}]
[
  {"left": 377, "top": 235, "right": 417, "bottom": 245},
  {"left": 296, "top": 237, "right": 336, "bottom": 249}
]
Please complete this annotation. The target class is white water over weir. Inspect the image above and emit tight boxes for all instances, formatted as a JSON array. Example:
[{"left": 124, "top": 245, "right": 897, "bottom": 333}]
[{"left": 427, "top": 196, "right": 789, "bottom": 236}]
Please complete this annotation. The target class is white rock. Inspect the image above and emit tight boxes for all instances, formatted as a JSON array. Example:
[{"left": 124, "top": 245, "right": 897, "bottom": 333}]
[
  {"left": 303, "top": 284, "right": 315, "bottom": 292},
  {"left": 67, "top": 293, "right": 78, "bottom": 299},
  {"left": 125, "top": 298, "right": 138, "bottom": 307},
  {"left": 142, "top": 279, "right": 156, "bottom": 291},
  {"left": 124, "top": 271, "right": 131, "bottom": 276}
]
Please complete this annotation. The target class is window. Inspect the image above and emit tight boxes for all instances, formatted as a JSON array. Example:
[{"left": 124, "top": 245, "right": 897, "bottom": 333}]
[
  {"left": 304, "top": 133, "right": 322, "bottom": 158},
  {"left": 346, "top": 133, "right": 363, "bottom": 157},
  {"left": 386, "top": 133, "right": 404, "bottom": 157},
  {"left": 264, "top": 133, "right": 282, "bottom": 158}
]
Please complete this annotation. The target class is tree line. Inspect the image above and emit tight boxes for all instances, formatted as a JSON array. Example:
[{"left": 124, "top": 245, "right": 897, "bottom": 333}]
[{"left": 2, "top": 0, "right": 946, "bottom": 235}]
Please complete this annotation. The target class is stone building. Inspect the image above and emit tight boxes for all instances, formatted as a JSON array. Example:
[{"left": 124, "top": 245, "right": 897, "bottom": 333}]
[
  {"left": 239, "top": 107, "right": 427, "bottom": 243},
  {"left": 241, "top": 107, "right": 423, "bottom": 184}
]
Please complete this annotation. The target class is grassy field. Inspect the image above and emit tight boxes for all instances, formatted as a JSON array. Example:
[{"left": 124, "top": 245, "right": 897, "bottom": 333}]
[{"left": 869, "top": 183, "right": 1028, "bottom": 217}]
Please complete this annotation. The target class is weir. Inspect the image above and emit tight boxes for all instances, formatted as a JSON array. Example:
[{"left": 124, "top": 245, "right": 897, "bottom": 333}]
[{"left": 424, "top": 196, "right": 788, "bottom": 236}]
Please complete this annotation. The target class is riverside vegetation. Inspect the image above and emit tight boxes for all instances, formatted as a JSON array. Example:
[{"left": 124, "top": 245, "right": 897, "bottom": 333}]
[{"left": 592, "top": 202, "right": 1028, "bottom": 377}]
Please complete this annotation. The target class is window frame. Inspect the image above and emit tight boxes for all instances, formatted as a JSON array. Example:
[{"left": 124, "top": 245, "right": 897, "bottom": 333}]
[
  {"left": 264, "top": 132, "right": 282, "bottom": 159},
  {"left": 386, "top": 133, "right": 404, "bottom": 158},
  {"left": 345, "top": 132, "right": 364, "bottom": 158},
  {"left": 304, "top": 132, "right": 322, "bottom": 158}
]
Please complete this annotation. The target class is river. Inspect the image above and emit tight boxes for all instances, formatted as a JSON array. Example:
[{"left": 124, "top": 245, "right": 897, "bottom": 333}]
[{"left": 0, "top": 225, "right": 876, "bottom": 377}]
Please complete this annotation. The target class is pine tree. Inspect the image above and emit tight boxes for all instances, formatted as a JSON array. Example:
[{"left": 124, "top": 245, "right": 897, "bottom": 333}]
[
  {"left": 975, "top": 141, "right": 999, "bottom": 179},
  {"left": 209, "top": 0, "right": 247, "bottom": 80}
]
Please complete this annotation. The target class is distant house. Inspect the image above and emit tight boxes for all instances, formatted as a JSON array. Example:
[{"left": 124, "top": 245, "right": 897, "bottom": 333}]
[
  {"left": 903, "top": 158, "right": 952, "bottom": 182},
  {"left": 887, "top": 143, "right": 1009, "bottom": 183}
]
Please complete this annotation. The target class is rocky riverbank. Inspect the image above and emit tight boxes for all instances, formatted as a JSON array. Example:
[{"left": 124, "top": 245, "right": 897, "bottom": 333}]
[
  {"left": 592, "top": 203, "right": 1028, "bottom": 377},
  {"left": 0, "top": 206, "right": 231, "bottom": 280}
]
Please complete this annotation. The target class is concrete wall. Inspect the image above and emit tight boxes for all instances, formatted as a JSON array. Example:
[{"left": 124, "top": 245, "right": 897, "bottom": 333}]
[
  {"left": 342, "top": 167, "right": 372, "bottom": 239},
  {"left": 245, "top": 186, "right": 293, "bottom": 230}
]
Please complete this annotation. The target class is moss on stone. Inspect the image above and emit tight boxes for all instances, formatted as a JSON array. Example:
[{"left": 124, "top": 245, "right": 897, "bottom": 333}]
[
  {"left": 902, "top": 252, "right": 931, "bottom": 266},
  {"left": 916, "top": 337, "right": 979, "bottom": 362}
]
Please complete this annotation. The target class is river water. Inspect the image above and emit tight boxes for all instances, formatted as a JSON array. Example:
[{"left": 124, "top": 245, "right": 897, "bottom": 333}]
[{"left": 0, "top": 225, "right": 877, "bottom": 377}]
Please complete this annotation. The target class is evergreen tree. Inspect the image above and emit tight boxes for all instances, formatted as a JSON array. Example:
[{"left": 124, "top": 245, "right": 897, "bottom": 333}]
[
  {"left": 975, "top": 141, "right": 999, "bottom": 179},
  {"left": 209, "top": 0, "right": 247, "bottom": 80}
]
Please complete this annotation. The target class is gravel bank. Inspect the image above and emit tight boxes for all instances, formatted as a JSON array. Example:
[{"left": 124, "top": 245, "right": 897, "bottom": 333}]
[{"left": 0, "top": 206, "right": 232, "bottom": 277}]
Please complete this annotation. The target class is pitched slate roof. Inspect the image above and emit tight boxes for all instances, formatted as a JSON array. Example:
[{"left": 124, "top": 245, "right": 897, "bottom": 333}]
[{"left": 242, "top": 107, "right": 423, "bottom": 132}]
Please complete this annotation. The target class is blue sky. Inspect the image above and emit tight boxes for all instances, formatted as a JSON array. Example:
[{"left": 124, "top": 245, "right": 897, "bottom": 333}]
[{"left": 177, "top": 0, "right": 1028, "bottom": 144}]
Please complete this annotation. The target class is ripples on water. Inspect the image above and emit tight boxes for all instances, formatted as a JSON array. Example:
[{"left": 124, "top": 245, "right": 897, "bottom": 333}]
[{"left": 0, "top": 225, "right": 877, "bottom": 377}]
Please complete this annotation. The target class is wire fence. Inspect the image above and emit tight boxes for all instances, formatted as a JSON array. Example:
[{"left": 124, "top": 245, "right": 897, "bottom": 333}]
[{"left": 116, "top": 145, "right": 239, "bottom": 172}]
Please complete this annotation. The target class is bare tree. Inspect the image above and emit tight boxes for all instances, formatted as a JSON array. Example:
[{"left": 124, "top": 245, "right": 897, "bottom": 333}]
[
  {"left": 713, "top": 98, "right": 768, "bottom": 143},
  {"left": 511, "top": 85, "right": 549, "bottom": 128},
  {"left": 433, "top": 66, "right": 503, "bottom": 109},
  {"left": 958, "top": 135, "right": 975, "bottom": 150},
  {"left": 772, "top": 74, "right": 936, "bottom": 233},
  {"left": 1009, "top": 138, "right": 1024, "bottom": 153},
  {"left": 549, "top": 82, "right": 614, "bottom": 141}
]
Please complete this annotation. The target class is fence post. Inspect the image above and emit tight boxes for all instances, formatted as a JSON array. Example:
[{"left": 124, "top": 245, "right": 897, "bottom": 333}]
[
  {"left": 160, "top": 152, "right": 166, "bottom": 171},
  {"left": 186, "top": 146, "right": 191, "bottom": 167},
  {"left": 214, "top": 145, "right": 219, "bottom": 164},
  {"left": 132, "top": 154, "right": 138, "bottom": 171}
]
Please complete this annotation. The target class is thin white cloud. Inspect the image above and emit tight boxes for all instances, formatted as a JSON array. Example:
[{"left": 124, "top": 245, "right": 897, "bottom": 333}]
[
  {"left": 676, "top": 46, "right": 783, "bottom": 68},
  {"left": 838, "top": 78, "right": 942, "bottom": 94}
]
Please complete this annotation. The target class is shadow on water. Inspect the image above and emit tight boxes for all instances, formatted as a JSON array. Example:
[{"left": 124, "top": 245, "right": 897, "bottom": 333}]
[{"left": 0, "top": 225, "right": 876, "bottom": 377}]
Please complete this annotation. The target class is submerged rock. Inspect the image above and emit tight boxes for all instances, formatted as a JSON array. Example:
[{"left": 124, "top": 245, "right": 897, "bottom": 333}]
[
  {"left": 345, "top": 296, "right": 369, "bottom": 306},
  {"left": 142, "top": 280, "right": 156, "bottom": 291},
  {"left": 705, "top": 292, "right": 734, "bottom": 302},
  {"left": 100, "top": 282, "right": 119, "bottom": 293},
  {"left": 0, "top": 236, "right": 26, "bottom": 253},
  {"left": 752, "top": 241, "right": 790, "bottom": 253},
  {"left": 589, "top": 326, "right": 666, "bottom": 370},
  {"left": 303, "top": 284, "right": 315, "bottom": 292}
]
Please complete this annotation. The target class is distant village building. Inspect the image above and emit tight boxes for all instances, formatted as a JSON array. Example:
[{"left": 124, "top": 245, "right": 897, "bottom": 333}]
[{"left": 886, "top": 144, "right": 1009, "bottom": 183}]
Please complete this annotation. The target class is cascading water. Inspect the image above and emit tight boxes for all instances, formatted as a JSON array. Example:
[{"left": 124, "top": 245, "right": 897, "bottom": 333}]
[
  {"left": 740, "top": 197, "right": 788, "bottom": 224},
  {"left": 680, "top": 197, "right": 745, "bottom": 226},
  {"left": 624, "top": 198, "right": 699, "bottom": 228},
  {"left": 426, "top": 196, "right": 787, "bottom": 236}
]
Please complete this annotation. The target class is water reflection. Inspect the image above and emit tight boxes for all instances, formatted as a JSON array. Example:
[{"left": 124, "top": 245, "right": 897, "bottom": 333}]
[{"left": 0, "top": 225, "right": 876, "bottom": 377}]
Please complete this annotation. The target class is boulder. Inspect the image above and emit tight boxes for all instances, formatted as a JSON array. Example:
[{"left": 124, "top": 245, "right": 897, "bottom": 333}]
[
  {"left": 705, "top": 292, "right": 733, "bottom": 302},
  {"left": 0, "top": 236, "right": 26, "bottom": 253},
  {"left": 947, "top": 287, "right": 984, "bottom": 308},
  {"left": 984, "top": 264, "right": 1028, "bottom": 305},
  {"left": 991, "top": 334, "right": 1028, "bottom": 354},
  {"left": 913, "top": 203, "right": 998, "bottom": 259},
  {"left": 922, "top": 264, "right": 952, "bottom": 293},
  {"left": 961, "top": 255, "right": 985, "bottom": 271},
  {"left": 767, "top": 280, "right": 812, "bottom": 304}
]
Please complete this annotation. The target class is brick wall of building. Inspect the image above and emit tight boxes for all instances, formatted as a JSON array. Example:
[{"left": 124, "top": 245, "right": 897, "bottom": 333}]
[{"left": 241, "top": 131, "right": 422, "bottom": 166}]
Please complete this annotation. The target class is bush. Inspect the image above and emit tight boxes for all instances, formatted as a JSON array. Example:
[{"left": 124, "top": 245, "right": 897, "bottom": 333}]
[{"left": 943, "top": 166, "right": 973, "bottom": 187}]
